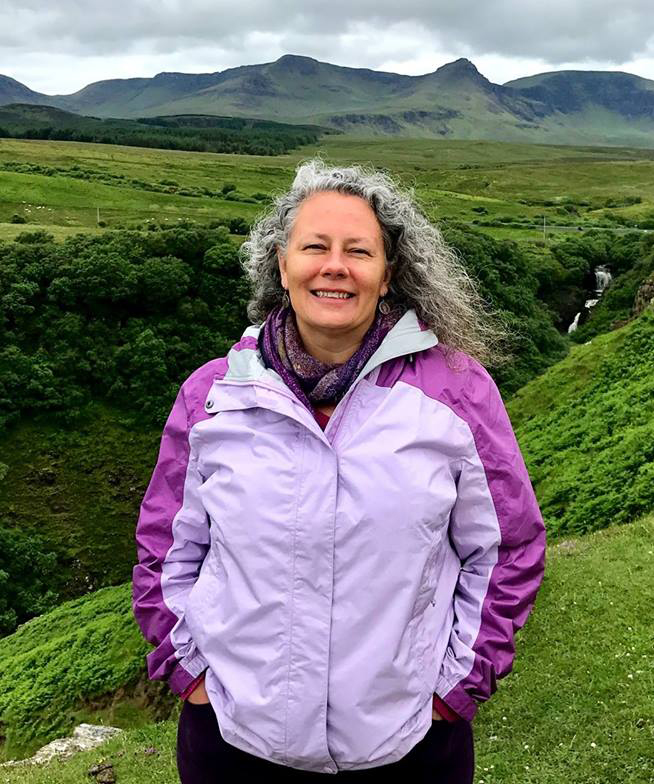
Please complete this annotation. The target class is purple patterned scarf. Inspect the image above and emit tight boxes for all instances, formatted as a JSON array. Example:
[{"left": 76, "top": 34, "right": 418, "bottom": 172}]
[{"left": 258, "top": 302, "right": 406, "bottom": 413}]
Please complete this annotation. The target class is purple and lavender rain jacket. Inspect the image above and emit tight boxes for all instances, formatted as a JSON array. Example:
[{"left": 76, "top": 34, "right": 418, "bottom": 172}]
[{"left": 132, "top": 308, "right": 546, "bottom": 774}]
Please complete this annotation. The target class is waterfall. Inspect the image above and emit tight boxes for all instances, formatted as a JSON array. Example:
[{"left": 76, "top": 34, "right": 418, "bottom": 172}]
[
  {"left": 567, "top": 312, "right": 581, "bottom": 333},
  {"left": 567, "top": 265, "right": 613, "bottom": 333}
]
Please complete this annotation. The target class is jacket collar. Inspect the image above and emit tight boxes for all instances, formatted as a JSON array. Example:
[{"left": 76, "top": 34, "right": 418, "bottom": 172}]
[{"left": 203, "top": 309, "right": 438, "bottom": 425}]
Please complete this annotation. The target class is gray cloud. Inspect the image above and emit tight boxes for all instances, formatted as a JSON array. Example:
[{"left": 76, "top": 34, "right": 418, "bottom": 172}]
[
  {"left": 1, "top": 0, "right": 653, "bottom": 92},
  {"left": 3, "top": 0, "right": 652, "bottom": 61}
]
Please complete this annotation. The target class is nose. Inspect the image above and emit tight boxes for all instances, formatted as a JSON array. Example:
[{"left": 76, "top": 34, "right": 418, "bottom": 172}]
[{"left": 319, "top": 247, "right": 349, "bottom": 277}]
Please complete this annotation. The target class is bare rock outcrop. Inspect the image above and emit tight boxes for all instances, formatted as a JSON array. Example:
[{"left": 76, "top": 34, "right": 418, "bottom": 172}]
[
  {"left": 0, "top": 723, "right": 122, "bottom": 767},
  {"left": 633, "top": 273, "right": 654, "bottom": 317}
]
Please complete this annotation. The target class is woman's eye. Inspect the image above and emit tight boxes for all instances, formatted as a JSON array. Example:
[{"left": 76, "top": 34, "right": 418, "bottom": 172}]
[{"left": 302, "top": 244, "right": 369, "bottom": 254}]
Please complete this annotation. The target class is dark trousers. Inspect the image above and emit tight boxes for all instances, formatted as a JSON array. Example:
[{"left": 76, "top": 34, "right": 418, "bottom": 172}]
[{"left": 177, "top": 701, "right": 475, "bottom": 783}]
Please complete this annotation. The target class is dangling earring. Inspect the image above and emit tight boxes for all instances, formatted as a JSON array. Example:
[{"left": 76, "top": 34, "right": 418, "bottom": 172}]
[
  {"left": 282, "top": 289, "right": 290, "bottom": 308},
  {"left": 378, "top": 297, "right": 390, "bottom": 315}
]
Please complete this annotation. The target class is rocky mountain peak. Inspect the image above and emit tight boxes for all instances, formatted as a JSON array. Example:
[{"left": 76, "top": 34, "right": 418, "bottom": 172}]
[
  {"left": 437, "top": 58, "right": 480, "bottom": 74},
  {"left": 432, "top": 57, "right": 489, "bottom": 87}
]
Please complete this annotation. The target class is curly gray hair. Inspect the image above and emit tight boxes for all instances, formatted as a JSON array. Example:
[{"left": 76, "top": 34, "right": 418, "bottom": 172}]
[{"left": 240, "top": 157, "right": 513, "bottom": 368}]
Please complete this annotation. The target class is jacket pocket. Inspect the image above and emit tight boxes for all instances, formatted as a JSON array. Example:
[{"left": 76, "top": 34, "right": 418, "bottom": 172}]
[
  {"left": 413, "top": 601, "right": 443, "bottom": 696},
  {"left": 409, "top": 532, "right": 447, "bottom": 694},
  {"left": 183, "top": 559, "right": 224, "bottom": 650},
  {"left": 410, "top": 530, "right": 445, "bottom": 619}
]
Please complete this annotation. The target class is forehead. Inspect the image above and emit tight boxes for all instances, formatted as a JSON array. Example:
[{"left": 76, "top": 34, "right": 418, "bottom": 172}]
[{"left": 291, "top": 191, "right": 382, "bottom": 239}]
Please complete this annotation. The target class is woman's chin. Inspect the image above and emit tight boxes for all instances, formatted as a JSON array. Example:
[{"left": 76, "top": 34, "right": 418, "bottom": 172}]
[
  {"left": 306, "top": 309, "right": 359, "bottom": 330},
  {"left": 300, "top": 301, "right": 358, "bottom": 326}
]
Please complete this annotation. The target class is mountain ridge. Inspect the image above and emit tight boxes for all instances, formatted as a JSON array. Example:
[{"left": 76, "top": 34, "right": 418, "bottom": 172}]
[{"left": 2, "top": 55, "right": 654, "bottom": 146}]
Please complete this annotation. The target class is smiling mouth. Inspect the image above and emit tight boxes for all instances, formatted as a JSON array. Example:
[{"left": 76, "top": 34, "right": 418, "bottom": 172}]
[{"left": 311, "top": 290, "right": 355, "bottom": 299}]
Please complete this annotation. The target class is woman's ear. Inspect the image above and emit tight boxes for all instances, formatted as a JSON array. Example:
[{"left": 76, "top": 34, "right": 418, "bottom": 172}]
[
  {"left": 381, "top": 266, "right": 391, "bottom": 297},
  {"left": 276, "top": 247, "right": 288, "bottom": 289}
]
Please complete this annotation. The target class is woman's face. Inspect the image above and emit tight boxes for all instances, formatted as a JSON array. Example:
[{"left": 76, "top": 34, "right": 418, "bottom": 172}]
[{"left": 277, "top": 191, "right": 390, "bottom": 347}]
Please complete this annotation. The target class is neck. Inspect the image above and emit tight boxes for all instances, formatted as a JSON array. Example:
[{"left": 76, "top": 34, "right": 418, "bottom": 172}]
[{"left": 295, "top": 316, "right": 374, "bottom": 364}]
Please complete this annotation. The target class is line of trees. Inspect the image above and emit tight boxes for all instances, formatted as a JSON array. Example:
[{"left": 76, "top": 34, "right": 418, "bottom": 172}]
[{"left": 0, "top": 109, "right": 326, "bottom": 155}]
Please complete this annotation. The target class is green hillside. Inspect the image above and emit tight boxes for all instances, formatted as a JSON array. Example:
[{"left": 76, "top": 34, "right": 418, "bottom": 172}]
[
  {"left": 504, "top": 69, "right": 654, "bottom": 118},
  {"left": 0, "top": 214, "right": 569, "bottom": 624},
  {"left": 0, "top": 582, "right": 157, "bottom": 763},
  {"left": 0, "top": 75, "right": 48, "bottom": 107},
  {"left": 507, "top": 305, "right": 654, "bottom": 537},
  {"left": 1, "top": 513, "right": 652, "bottom": 781}
]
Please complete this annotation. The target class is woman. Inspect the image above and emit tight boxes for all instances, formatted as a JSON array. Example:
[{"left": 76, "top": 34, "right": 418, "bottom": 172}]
[{"left": 132, "top": 158, "right": 546, "bottom": 782}]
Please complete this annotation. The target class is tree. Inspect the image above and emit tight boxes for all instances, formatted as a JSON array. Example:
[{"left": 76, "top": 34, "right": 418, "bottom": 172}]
[{"left": 0, "top": 525, "right": 60, "bottom": 636}]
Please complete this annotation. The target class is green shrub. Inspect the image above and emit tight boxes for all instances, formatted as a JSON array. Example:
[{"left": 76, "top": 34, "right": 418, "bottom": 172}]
[
  {"left": 227, "top": 217, "right": 250, "bottom": 235},
  {"left": 0, "top": 526, "right": 60, "bottom": 636},
  {"left": 13, "top": 230, "right": 55, "bottom": 244}
]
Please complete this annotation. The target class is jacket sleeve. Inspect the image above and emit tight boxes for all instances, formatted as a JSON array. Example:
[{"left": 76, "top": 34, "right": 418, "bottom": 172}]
[
  {"left": 434, "top": 361, "right": 546, "bottom": 721},
  {"left": 131, "top": 379, "right": 211, "bottom": 698}
]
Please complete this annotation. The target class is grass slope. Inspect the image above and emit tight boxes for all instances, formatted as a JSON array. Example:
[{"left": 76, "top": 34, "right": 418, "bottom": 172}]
[
  {"left": 1, "top": 514, "right": 652, "bottom": 782},
  {"left": 507, "top": 305, "right": 654, "bottom": 537},
  {"left": 0, "top": 583, "right": 153, "bottom": 763},
  {"left": 0, "top": 403, "right": 162, "bottom": 598}
]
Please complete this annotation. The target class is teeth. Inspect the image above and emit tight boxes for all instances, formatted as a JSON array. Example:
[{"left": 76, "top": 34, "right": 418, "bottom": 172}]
[{"left": 314, "top": 291, "right": 352, "bottom": 299}]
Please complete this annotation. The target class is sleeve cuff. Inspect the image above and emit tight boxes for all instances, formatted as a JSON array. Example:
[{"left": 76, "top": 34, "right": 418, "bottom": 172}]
[
  {"left": 434, "top": 680, "right": 479, "bottom": 722},
  {"left": 180, "top": 670, "right": 208, "bottom": 700},
  {"left": 168, "top": 653, "right": 210, "bottom": 697}
]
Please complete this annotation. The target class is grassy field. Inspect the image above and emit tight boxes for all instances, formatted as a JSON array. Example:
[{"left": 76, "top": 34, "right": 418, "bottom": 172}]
[
  {"left": 1, "top": 513, "right": 652, "bottom": 783},
  {"left": 1, "top": 136, "right": 654, "bottom": 244}
]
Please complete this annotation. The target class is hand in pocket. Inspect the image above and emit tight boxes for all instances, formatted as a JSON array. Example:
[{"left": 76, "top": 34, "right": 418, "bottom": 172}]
[
  {"left": 187, "top": 674, "right": 211, "bottom": 705},
  {"left": 432, "top": 707, "right": 445, "bottom": 721}
]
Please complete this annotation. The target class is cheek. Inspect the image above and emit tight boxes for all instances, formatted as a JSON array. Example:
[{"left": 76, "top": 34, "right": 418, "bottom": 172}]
[
  {"left": 359, "top": 272, "right": 387, "bottom": 297},
  {"left": 287, "top": 259, "right": 320, "bottom": 288}
]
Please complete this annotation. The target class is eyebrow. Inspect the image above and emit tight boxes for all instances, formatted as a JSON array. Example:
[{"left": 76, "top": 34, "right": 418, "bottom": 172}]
[{"left": 299, "top": 233, "right": 374, "bottom": 244}]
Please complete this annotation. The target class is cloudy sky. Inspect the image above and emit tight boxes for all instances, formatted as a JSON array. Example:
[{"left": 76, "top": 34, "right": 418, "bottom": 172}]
[{"left": 2, "top": 0, "right": 654, "bottom": 95}]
